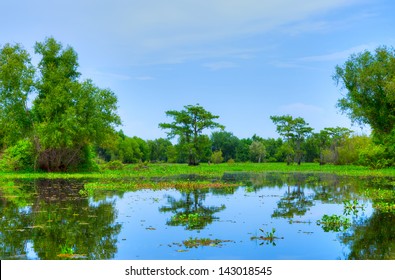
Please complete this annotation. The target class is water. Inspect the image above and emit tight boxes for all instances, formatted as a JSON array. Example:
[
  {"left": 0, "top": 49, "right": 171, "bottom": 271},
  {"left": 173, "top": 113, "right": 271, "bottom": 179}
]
[{"left": 1, "top": 173, "right": 394, "bottom": 260}]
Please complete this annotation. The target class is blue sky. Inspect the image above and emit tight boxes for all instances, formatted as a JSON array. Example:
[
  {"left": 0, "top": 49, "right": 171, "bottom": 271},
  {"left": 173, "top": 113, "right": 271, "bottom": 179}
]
[{"left": 1, "top": 0, "right": 395, "bottom": 140}]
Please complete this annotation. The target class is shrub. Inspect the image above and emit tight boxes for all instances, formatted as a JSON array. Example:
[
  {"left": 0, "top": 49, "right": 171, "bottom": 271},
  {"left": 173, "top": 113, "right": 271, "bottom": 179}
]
[
  {"left": 0, "top": 139, "right": 35, "bottom": 171},
  {"left": 105, "top": 160, "right": 124, "bottom": 170},
  {"left": 210, "top": 150, "right": 223, "bottom": 164},
  {"left": 359, "top": 144, "right": 393, "bottom": 169}
]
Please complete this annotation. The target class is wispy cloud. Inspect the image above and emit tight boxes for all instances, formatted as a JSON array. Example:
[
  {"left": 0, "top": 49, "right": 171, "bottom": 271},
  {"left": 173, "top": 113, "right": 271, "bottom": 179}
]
[
  {"left": 299, "top": 44, "right": 376, "bottom": 62},
  {"left": 4, "top": 0, "right": 362, "bottom": 66},
  {"left": 272, "top": 43, "right": 378, "bottom": 69},
  {"left": 203, "top": 61, "right": 237, "bottom": 71}
]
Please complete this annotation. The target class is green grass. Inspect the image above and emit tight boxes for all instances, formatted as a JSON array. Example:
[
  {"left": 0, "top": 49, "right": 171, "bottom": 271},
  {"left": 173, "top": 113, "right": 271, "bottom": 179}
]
[{"left": 1, "top": 162, "right": 395, "bottom": 180}]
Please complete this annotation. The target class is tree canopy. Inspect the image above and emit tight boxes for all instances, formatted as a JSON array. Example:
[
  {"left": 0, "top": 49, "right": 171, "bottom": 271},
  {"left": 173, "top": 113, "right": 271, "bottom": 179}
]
[
  {"left": 159, "top": 104, "right": 224, "bottom": 165},
  {"left": 0, "top": 37, "right": 121, "bottom": 171},
  {"left": 334, "top": 46, "right": 395, "bottom": 137}
]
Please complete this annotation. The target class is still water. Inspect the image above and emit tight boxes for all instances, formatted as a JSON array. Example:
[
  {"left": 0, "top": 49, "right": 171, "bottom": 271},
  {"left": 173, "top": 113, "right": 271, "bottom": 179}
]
[{"left": 1, "top": 173, "right": 394, "bottom": 260}]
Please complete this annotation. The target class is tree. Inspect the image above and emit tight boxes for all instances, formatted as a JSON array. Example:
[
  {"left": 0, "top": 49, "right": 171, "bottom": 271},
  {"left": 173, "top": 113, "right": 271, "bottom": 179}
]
[
  {"left": 210, "top": 131, "right": 240, "bottom": 161},
  {"left": 210, "top": 150, "right": 223, "bottom": 164},
  {"left": 270, "top": 115, "right": 313, "bottom": 165},
  {"left": 147, "top": 138, "right": 173, "bottom": 162},
  {"left": 0, "top": 37, "right": 121, "bottom": 171},
  {"left": 235, "top": 138, "right": 253, "bottom": 162},
  {"left": 0, "top": 43, "right": 35, "bottom": 148},
  {"left": 249, "top": 141, "right": 266, "bottom": 163},
  {"left": 334, "top": 46, "right": 395, "bottom": 137},
  {"left": 159, "top": 104, "right": 224, "bottom": 165},
  {"left": 32, "top": 38, "right": 121, "bottom": 171}
]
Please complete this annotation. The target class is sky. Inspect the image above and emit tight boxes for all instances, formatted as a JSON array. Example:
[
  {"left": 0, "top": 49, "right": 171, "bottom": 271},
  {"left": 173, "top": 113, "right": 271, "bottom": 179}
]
[{"left": 1, "top": 0, "right": 395, "bottom": 140}]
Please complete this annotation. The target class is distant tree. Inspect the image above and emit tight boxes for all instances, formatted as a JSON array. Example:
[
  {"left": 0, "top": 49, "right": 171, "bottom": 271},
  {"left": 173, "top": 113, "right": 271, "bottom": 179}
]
[
  {"left": 159, "top": 104, "right": 224, "bottom": 165},
  {"left": 147, "top": 138, "right": 173, "bottom": 162},
  {"left": 262, "top": 137, "right": 283, "bottom": 162},
  {"left": 249, "top": 141, "right": 266, "bottom": 163},
  {"left": 210, "top": 150, "right": 223, "bottom": 164},
  {"left": 210, "top": 131, "right": 240, "bottom": 162},
  {"left": 270, "top": 115, "right": 313, "bottom": 165},
  {"left": 235, "top": 138, "right": 253, "bottom": 162}
]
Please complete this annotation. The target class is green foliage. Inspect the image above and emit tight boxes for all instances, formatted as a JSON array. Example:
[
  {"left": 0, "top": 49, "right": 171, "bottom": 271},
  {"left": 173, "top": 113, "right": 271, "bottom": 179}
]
[
  {"left": 359, "top": 143, "right": 392, "bottom": 169},
  {"left": 147, "top": 138, "right": 173, "bottom": 162},
  {"left": 0, "top": 37, "right": 121, "bottom": 172},
  {"left": 235, "top": 138, "right": 252, "bottom": 162},
  {"left": 270, "top": 115, "right": 313, "bottom": 165},
  {"left": 210, "top": 150, "right": 224, "bottom": 164},
  {"left": 334, "top": 46, "right": 395, "bottom": 136},
  {"left": 249, "top": 141, "right": 266, "bottom": 163},
  {"left": 159, "top": 104, "right": 224, "bottom": 165},
  {"left": 105, "top": 160, "right": 124, "bottom": 170},
  {"left": 77, "top": 145, "right": 100, "bottom": 172},
  {"left": 210, "top": 131, "right": 240, "bottom": 161},
  {"left": 0, "top": 43, "right": 35, "bottom": 148},
  {"left": 334, "top": 46, "right": 395, "bottom": 168},
  {"left": 0, "top": 140, "right": 34, "bottom": 171},
  {"left": 337, "top": 135, "right": 370, "bottom": 165},
  {"left": 317, "top": 214, "right": 351, "bottom": 232}
]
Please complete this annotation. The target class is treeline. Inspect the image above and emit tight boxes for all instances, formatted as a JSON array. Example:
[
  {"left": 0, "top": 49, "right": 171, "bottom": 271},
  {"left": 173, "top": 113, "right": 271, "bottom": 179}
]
[
  {"left": 96, "top": 125, "right": 371, "bottom": 167},
  {"left": 1, "top": 38, "right": 395, "bottom": 171}
]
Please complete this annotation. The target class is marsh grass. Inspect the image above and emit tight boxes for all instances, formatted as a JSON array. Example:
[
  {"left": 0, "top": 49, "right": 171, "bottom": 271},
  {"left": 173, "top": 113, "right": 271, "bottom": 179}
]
[{"left": 1, "top": 162, "right": 395, "bottom": 180}]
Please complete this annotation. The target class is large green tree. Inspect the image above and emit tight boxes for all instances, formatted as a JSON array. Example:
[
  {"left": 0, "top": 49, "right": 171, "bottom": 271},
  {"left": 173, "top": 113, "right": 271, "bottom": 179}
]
[
  {"left": 0, "top": 37, "right": 121, "bottom": 171},
  {"left": 334, "top": 46, "right": 395, "bottom": 137},
  {"left": 159, "top": 104, "right": 224, "bottom": 165}
]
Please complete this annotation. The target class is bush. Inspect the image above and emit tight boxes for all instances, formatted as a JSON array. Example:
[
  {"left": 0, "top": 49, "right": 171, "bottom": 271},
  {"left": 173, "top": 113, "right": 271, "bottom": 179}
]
[
  {"left": 77, "top": 145, "right": 100, "bottom": 172},
  {"left": 210, "top": 150, "right": 223, "bottom": 164},
  {"left": 359, "top": 144, "right": 393, "bottom": 169},
  {"left": 0, "top": 139, "right": 35, "bottom": 171},
  {"left": 105, "top": 160, "right": 124, "bottom": 170}
]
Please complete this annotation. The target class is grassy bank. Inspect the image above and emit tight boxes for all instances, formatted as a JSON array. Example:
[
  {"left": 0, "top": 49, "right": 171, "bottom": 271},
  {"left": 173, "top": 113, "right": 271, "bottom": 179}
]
[{"left": 1, "top": 162, "right": 395, "bottom": 180}]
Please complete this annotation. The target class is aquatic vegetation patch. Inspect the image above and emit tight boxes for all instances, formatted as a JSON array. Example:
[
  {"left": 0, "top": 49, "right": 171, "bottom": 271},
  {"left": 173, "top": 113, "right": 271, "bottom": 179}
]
[
  {"left": 317, "top": 214, "right": 351, "bottom": 232},
  {"left": 373, "top": 201, "right": 395, "bottom": 213},
  {"left": 251, "top": 228, "right": 283, "bottom": 246},
  {"left": 343, "top": 200, "right": 365, "bottom": 216},
  {"left": 182, "top": 237, "right": 232, "bottom": 248}
]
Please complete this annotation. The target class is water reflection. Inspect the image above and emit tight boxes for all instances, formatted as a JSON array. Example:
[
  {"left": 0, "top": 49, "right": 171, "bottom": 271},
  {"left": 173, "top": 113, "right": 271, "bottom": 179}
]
[
  {"left": 0, "top": 179, "right": 120, "bottom": 259},
  {"left": 0, "top": 173, "right": 394, "bottom": 259},
  {"left": 159, "top": 189, "right": 225, "bottom": 230}
]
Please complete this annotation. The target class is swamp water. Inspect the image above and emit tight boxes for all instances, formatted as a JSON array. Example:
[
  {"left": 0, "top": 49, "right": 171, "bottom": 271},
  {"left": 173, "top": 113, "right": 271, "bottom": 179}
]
[{"left": 1, "top": 173, "right": 394, "bottom": 260}]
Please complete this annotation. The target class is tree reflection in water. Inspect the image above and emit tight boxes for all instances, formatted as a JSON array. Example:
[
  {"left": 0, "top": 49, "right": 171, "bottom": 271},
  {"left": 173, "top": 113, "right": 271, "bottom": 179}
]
[
  {"left": 0, "top": 179, "right": 121, "bottom": 259},
  {"left": 159, "top": 188, "right": 225, "bottom": 230}
]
